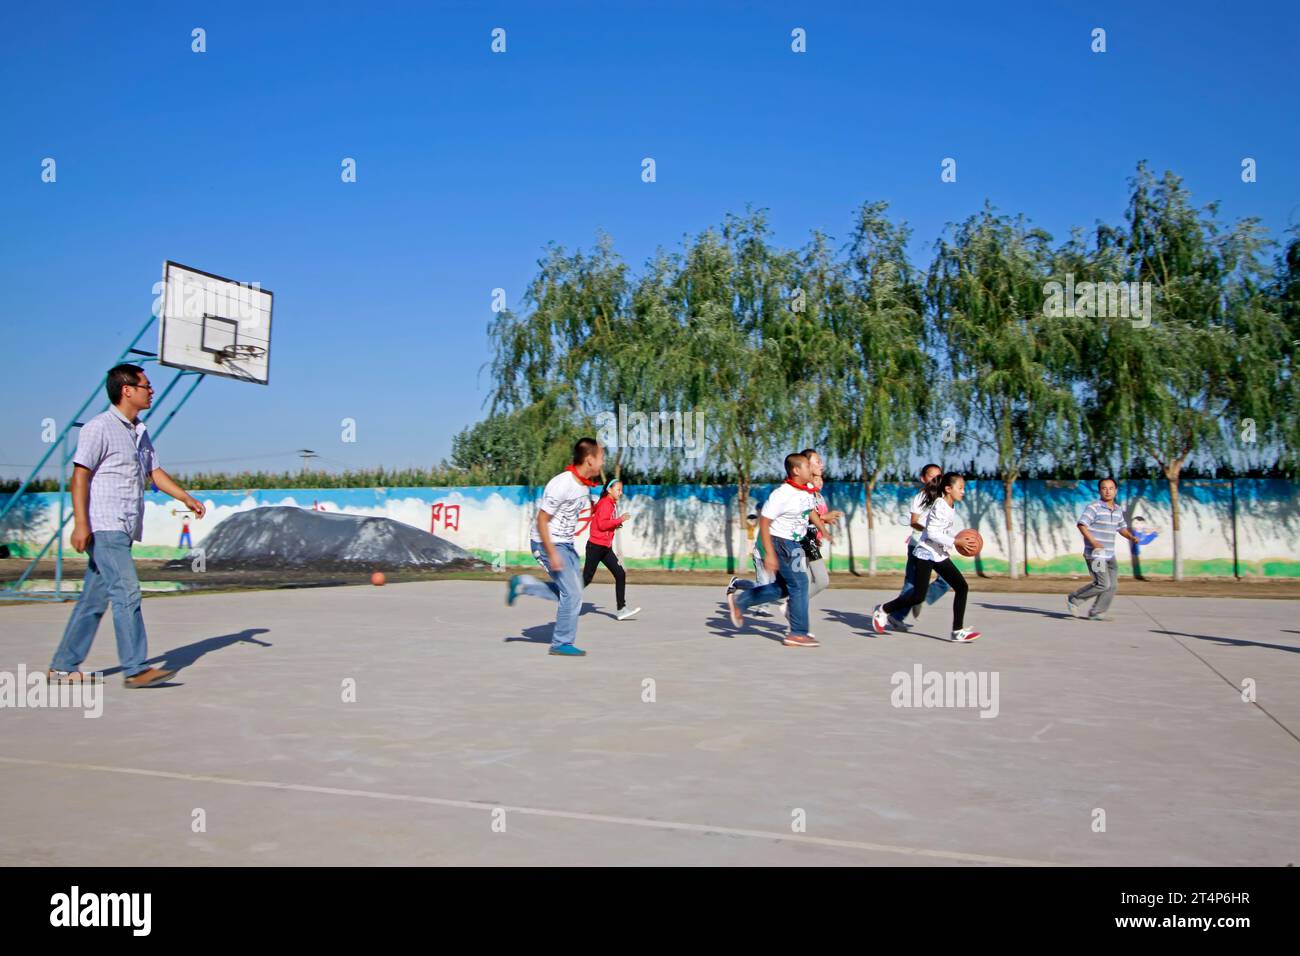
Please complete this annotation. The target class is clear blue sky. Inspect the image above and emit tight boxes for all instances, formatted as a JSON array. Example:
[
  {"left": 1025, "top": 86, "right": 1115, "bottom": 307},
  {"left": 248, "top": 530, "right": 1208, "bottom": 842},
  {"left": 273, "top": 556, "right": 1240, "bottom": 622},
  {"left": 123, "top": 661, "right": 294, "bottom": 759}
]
[{"left": 2, "top": 0, "right": 1297, "bottom": 480}]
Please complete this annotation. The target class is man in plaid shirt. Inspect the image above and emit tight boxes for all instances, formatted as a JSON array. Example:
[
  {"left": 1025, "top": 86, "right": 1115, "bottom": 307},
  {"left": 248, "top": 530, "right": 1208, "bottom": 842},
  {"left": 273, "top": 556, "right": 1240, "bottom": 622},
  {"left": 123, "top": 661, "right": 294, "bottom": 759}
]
[{"left": 48, "top": 364, "right": 207, "bottom": 687}]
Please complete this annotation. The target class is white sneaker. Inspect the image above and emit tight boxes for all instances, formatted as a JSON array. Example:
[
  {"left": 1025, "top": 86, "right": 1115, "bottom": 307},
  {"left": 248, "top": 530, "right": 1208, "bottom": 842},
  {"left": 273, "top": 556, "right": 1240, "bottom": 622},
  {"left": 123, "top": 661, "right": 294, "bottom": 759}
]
[
  {"left": 871, "top": 604, "right": 888, "bottom": 634},
  {"left": 726, "top": 577, "right": 740, "bottom": 595},
  {"left": 951, "top": 627, "right": 982, "bottom": 643},
  {"left": 727, "top": 591, "right": 744, "bottom": 628},
  {"left": 616, "top": 606, "right": 640, "bottom": 621}
]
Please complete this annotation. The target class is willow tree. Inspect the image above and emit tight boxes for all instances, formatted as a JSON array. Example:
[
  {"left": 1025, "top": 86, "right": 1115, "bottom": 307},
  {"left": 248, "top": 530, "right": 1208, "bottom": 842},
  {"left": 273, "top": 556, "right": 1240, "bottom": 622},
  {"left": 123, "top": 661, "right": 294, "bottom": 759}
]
[
  {"left": 1089, "top": 165, "right": 1278, "bottom": 578},
  {"left": 667, "top": 211, "right": 796, "bottom": 561},
  {"left": 928, "top": 204, "right": 1078, "bottom": 578},
  {"left": 816, "top": 201, "right": 932, "bottom": 573}
]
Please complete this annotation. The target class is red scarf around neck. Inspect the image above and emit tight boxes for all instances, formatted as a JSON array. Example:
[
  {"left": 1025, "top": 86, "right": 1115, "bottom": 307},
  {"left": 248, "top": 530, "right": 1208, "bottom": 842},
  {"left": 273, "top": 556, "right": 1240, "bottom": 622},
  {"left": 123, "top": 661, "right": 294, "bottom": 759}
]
[
  {"left": 784, "top": 478, "right": 815, "bottom": 492},
  {"left": 566, "top": 465, "right": 600, "bottom": 487}
]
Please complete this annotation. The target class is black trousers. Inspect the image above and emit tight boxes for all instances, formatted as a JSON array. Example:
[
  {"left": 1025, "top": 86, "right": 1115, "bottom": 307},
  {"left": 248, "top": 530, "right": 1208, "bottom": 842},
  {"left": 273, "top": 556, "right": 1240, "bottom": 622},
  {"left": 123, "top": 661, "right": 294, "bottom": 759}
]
[
  {"left": 883, "top": 556, "right": 968, "bottom": 630},
  {"left": 582, "top": 543, "right": 627, "bottom": 609}
]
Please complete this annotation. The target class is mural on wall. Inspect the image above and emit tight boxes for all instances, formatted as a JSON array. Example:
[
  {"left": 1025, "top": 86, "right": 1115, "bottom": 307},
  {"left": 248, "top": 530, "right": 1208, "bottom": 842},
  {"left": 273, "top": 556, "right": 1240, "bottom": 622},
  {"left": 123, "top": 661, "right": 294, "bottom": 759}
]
[{"left": 2, "top": 480, "right": 1296, "bottom": 576}]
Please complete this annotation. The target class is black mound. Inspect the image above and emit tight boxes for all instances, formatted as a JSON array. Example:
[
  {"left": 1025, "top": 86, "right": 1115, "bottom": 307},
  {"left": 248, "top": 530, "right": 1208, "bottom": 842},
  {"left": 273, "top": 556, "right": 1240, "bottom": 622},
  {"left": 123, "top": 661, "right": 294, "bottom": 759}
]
[{"left": 167, "top": 506, "right": 480, "bottom": 570}]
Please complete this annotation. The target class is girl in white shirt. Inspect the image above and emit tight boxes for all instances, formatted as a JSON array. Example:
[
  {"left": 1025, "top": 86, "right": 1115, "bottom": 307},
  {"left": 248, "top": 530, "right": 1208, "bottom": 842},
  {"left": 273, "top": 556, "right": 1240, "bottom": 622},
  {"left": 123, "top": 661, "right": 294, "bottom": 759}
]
[{"left": 873, "top": 472, "right": 981, "bottom": 643}]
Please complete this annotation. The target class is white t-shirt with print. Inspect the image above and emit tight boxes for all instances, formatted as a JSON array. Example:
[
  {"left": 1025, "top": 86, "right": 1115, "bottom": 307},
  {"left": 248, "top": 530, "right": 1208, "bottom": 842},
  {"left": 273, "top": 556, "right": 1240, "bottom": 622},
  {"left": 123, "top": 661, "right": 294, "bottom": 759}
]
[
  {"left": 531, "top": 471, "right": 593, "bottom": 544},
  {"left": 914, "top": 498, "right": 959, "bottom": 562},
  {"left": 761, "top": 482, "right": 816, "bottom": 542}
]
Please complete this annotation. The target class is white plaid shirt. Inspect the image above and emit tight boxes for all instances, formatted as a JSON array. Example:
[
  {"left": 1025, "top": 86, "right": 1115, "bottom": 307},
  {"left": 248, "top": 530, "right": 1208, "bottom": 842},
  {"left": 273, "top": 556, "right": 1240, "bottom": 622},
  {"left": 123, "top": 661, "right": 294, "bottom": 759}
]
[{"left": 74, "top": 407, "right": 159, "bottom": 541}]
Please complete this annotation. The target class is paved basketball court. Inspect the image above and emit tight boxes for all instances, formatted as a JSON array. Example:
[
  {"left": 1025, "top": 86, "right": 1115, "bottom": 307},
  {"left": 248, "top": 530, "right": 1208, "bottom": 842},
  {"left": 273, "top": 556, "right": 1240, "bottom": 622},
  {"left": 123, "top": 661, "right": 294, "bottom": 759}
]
[{"left": 1, "top": 581, "right": 1297, "bottom": 866}]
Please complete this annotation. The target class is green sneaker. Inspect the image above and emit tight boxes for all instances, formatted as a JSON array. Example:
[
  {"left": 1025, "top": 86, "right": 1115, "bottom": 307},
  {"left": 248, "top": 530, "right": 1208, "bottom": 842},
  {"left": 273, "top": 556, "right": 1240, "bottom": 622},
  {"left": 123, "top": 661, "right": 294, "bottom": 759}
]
[{"left": 549, "top": 644, "right": 586, "bottom": 657}]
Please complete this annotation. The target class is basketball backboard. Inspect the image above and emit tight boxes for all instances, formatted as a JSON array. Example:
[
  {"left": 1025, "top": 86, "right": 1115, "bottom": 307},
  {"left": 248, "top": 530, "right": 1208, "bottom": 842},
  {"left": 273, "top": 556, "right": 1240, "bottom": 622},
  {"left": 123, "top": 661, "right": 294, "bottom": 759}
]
[{"left": 158, "top": 261, "right": 273, "bottom": 384}]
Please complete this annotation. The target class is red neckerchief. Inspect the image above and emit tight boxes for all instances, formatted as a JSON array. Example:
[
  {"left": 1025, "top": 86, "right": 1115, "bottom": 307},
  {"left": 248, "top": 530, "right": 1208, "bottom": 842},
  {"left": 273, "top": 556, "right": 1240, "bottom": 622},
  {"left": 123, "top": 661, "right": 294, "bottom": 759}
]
[
  {"left": 784, "top": 478, "right": 815, "bottom": 492},
  {"left": 566, "top": 465, "right": 600, "bottom": 487}
]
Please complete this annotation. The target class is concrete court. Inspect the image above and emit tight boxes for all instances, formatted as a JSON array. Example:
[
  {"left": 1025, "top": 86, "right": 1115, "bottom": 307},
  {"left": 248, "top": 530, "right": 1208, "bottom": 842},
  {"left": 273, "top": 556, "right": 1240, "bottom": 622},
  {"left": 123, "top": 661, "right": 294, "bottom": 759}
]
[{"left": 0, "top": 579, "right": 1297, "bottom": 867}]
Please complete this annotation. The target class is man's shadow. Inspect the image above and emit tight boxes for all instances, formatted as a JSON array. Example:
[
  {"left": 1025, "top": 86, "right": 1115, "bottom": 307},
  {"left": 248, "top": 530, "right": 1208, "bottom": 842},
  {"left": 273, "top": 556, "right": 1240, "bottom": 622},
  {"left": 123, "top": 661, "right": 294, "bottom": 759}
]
[
  {"left": 821, "top": 607, "right": 952, "bottom": 643},
  {"left": 99, "top": 628, "right": 272, "bottom": 682},
  {"left": 976, "top": 602, "right": 1074, "bottom": 620},
  {"left": 1153, "top": 629, "right": 1300, "bottom": 655}
]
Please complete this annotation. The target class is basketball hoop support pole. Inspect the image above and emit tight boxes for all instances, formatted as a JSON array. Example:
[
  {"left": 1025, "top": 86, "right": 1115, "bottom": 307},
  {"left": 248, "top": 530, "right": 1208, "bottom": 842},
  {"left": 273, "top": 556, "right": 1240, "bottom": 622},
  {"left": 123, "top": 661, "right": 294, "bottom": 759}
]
[{"left": 0, "top": 315, "right": 209, "bottom": 602}]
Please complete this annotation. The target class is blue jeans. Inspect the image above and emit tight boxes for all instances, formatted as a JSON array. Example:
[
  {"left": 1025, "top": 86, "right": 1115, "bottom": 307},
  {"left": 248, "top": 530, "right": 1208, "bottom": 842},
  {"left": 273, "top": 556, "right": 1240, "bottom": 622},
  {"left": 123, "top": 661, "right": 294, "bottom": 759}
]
[
  {"left": 735, "top": 538, "right": 809, "bottom": 634},
  {"left": 518, "top": 541, "right": 583, "bottom": 648},
  {"left": 50, "top": 530, "right": 149, "bottom": 677}
]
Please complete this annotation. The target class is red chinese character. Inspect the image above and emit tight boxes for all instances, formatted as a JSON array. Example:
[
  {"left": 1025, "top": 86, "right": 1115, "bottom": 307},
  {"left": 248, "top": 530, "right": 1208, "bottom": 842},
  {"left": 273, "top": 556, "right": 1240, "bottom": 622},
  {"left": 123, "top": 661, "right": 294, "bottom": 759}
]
[
  {"left": 444, "top": 505, "right": 460, "bottom": 532},
  {"left": 430, "top": 503, "right": 443, "bottom": 532}
]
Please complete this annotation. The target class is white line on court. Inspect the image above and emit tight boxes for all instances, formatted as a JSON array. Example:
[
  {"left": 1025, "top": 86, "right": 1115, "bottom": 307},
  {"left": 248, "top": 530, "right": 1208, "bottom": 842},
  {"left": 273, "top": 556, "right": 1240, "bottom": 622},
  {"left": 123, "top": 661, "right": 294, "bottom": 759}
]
[{"left": 0, "top": 755, "right": 1063, "bottom": 866}]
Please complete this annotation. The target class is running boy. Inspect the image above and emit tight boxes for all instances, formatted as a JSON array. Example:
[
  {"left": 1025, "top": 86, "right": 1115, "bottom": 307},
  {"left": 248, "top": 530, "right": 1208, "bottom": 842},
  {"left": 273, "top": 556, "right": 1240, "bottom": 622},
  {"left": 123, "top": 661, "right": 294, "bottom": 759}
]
[
  {"left": 725, "top": 453, "right": 834, "bottom": 648},
  {"left": 506, "top": 438, "right": 605, "bottom": 657}
]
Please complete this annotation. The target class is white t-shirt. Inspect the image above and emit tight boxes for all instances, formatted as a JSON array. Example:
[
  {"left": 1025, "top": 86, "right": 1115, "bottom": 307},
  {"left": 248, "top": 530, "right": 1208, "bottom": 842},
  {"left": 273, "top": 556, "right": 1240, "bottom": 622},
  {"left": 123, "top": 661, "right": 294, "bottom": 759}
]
[
  {"left": 761, "top": 482, "right": 816, "bottom": 542},
  {"left": 914, "top": 498, "right": 959, "bottom": 562},
  {"left": 907, "top": 490, "right": 935, "bottom": 547},
  {"left": 531, "top": 471, "right": 593, "bottom": 544}
]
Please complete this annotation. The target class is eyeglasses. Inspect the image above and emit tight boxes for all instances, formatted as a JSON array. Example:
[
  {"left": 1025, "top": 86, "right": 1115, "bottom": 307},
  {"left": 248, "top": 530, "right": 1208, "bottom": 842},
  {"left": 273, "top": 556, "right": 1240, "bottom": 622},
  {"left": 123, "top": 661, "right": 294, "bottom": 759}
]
[{"left": 126, "top": 383, "right": 155, "bottom": 391}]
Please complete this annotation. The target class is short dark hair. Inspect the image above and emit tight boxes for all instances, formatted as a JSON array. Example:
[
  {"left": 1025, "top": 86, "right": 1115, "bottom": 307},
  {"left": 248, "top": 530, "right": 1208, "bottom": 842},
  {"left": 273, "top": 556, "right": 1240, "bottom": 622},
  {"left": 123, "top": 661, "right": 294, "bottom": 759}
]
[
  {"left": 784, "top": 453, "right": 808, "bottom": 477},
  {"left": 106, "top": 364, "right": 144, "bottom": 404},
  {"left": 1098, "top": 476, "right": 1118, "bottom": 491},
  {"left": 572, "top": 437, "right": 601, "bottom": 466},
  {"left": 920, "top": 462, "right": 942, "bottom": 479}
]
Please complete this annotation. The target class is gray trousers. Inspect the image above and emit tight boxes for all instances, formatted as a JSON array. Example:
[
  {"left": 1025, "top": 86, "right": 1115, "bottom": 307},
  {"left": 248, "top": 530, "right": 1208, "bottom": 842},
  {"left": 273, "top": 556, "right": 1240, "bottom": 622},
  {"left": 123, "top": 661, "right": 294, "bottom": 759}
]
[
  {"left": 1071, "top": 556, "right": 1118, "bottom": 615},
  {"left": 806, "top": 557, "right": 829, "bottom": 600}
]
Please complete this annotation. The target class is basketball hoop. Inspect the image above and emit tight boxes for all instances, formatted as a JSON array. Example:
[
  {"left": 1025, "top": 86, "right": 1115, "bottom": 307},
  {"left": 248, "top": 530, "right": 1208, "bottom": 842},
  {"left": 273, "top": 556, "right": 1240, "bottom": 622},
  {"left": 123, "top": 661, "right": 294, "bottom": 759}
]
[{"left": 216, "top": 344, "right": 267, "bottom": 363}]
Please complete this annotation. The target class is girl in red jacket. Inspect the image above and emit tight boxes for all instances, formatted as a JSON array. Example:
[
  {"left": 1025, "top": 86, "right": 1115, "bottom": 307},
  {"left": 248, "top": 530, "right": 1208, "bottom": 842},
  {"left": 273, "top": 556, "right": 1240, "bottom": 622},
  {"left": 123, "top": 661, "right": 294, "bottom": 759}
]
[{"left": 583, "top": 479, "right": 639, "bottom": 620}]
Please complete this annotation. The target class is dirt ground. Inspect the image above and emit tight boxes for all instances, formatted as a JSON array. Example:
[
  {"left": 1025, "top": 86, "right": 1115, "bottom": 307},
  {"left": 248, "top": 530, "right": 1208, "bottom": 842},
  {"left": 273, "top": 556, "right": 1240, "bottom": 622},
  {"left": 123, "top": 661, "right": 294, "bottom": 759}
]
[{"left": 3, "top": 557, "right": 1297, "bottom": 602}]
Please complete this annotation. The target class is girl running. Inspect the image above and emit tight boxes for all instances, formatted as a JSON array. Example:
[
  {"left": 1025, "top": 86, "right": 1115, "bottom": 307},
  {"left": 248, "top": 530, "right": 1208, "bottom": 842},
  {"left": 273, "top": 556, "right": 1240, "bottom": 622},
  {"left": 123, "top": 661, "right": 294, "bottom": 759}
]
[
  {"left": 582, "top": 479, "right": 639, "bottom": 620},
  {"left": 872, "top": 471, "right": 981, "bottom": 643}
]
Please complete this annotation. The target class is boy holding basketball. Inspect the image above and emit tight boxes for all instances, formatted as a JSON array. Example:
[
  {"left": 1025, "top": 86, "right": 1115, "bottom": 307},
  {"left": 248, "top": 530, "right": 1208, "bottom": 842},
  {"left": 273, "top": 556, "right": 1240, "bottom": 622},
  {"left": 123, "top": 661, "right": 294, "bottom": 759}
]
[
  {"left": 873, "top": 471, "right": 981, "bottom": 643},
  {"left": 1067, "top": 477, "right": 1138, "bottom": 621}
]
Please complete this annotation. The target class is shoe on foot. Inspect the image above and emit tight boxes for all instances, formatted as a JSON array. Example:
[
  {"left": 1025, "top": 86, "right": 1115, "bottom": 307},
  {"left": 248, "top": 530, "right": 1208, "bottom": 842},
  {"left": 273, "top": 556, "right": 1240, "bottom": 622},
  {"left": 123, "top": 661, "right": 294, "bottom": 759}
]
[
  {"left": 1087, "top": 613, "right": 1110, "bottom": 621},
  {"left": 549, "top": 644, "right": 586, "bottom": 657},
  {"left": 726, "top": 576, "right": 740, "bottom": 595},
  {"left": 1066, "top": 595, "right": 1081, "bottom": 618},
  {"left": 911, "top": 601, "right": 923, "bottom": 620},
  {"left": 506, "top": 575, "right": 522, "bottom": 606},
  {"left": 727, "top": 591, "right": 744, "bottom": 628},
  {"left": 886, "top": 613, "right": 911, "bottom": 631},
  {"left": 124, "top": 667, "right": 176, "bottom": 688},
  {"left": 616, "top": 606, "right": 640, "bottom": 621},
  {"left": 783, "top": 634, "right": 819, "bottom": 647},
  {"left": 950, "top": 628, "right": 981, "bottom": 643},
  {"left": 871, "top": 604, "right": 888, "bottom": 634}
]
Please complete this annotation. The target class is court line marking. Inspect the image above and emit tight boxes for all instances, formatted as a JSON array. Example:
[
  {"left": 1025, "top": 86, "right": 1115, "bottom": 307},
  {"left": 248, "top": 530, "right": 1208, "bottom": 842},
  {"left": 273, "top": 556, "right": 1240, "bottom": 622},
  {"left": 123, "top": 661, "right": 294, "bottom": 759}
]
[
  {"left": 1128, "top": 598, "right": 1300, "bottom": 745},
  {"left": 0, "top": 755, "right": 1062, "bottom": 866}
]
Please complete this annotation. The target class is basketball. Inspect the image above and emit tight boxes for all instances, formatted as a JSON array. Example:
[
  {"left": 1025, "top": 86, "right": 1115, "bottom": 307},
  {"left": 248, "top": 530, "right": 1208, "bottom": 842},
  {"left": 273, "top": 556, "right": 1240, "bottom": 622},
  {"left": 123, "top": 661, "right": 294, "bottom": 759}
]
[
  {"left": 370, "top": 571, "right": 386, "bottom": 586},
  {"left": 955, "top": 529, "right": 983, "bottom": 557}
]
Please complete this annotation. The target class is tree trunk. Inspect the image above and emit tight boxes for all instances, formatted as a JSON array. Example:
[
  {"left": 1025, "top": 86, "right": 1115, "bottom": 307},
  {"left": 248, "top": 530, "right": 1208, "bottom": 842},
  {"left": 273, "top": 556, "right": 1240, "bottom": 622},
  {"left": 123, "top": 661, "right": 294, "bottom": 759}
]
[
  {"left": 864, "top": 469, "right": 878, "bottom": 575},
  {"left": 1167, "top": 461, "right": 1183, "bottom": 581},
  {"left": 736, "top": 475, "right": 750, "bottom": 576},
  {"left": 1003, "top": 475, "right": 1019, "bottom": 579}
]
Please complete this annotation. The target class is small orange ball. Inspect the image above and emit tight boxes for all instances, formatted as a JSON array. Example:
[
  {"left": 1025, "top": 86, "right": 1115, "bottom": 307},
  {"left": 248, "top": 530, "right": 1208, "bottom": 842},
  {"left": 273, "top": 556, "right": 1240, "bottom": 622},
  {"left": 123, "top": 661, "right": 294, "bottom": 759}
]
[{"left": 370, "top": 571, "right": 386, "bottom": 586}]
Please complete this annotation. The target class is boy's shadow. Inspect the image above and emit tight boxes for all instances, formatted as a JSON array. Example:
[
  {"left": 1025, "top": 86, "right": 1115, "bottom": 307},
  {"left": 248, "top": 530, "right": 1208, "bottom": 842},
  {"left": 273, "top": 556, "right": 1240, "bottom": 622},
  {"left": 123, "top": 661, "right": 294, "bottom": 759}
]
[
  {"left": 98, "top": 628, "right": 272, "bottom": 684},
  {"left": 976, "top": 602, "right": 1074, "bottom": 620},
  {"left": 504, "top": 604, "right": 615, "bottom": 644},
  {"left": 705, "top": 604, "right": 787, "bottom": 644}
]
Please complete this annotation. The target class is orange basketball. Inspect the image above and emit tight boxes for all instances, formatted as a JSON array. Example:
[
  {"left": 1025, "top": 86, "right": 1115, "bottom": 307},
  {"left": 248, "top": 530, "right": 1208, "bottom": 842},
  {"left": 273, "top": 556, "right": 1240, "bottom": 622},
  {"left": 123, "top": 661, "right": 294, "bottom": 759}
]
[
  {"left": 370, "top": 571, "right": 386, "bottom": 586},
  {"left": 954, "top": 529, "right": 983, "bottom": 557}
]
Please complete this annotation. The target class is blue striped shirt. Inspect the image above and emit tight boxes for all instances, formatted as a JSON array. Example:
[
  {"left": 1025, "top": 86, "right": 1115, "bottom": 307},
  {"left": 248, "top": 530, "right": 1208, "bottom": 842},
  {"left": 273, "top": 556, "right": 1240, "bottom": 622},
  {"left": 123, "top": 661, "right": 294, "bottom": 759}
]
[
  {"left": 74, "top": 407, "right": 160, "bottom": 542},
  {"left": 1078, "top": 500, "right": 1127, "bottom": 560}
]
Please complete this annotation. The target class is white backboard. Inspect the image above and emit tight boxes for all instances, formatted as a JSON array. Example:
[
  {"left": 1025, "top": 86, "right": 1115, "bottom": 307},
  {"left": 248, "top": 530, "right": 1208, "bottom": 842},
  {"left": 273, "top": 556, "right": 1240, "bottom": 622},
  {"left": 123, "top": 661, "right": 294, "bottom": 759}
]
[{"left": 158, "top": 261, "right": 273, "bottom": 384}]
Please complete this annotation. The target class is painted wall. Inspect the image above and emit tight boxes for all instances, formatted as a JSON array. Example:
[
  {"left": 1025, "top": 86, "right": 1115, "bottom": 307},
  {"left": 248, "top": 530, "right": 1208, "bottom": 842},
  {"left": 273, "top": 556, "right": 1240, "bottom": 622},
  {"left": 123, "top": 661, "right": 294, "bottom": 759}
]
[{"left": 2, "top": 479, "right": 1298, "bottom": 576}]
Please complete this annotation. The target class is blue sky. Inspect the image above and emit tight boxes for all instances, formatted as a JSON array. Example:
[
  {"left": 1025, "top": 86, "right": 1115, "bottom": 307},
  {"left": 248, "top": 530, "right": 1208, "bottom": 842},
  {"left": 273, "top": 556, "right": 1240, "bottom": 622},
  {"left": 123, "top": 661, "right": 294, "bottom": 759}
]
[{"left": 2, "top": 0, "right": 1297, "bottom": 480}]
